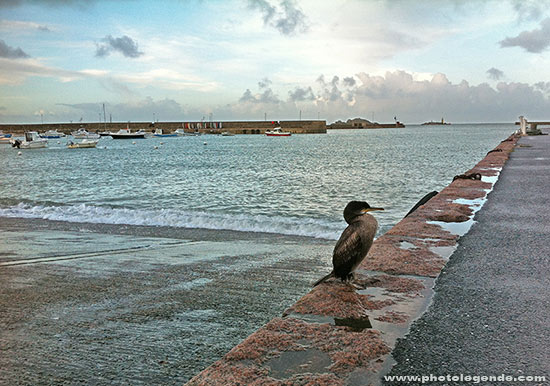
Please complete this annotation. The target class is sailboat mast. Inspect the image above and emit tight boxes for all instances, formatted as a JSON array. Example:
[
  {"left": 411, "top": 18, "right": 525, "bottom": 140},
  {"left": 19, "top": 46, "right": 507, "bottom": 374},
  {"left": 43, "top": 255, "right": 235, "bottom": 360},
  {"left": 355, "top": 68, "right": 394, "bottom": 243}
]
[{"left": 103, "top": 103, "right": 107, "bottom": 130}]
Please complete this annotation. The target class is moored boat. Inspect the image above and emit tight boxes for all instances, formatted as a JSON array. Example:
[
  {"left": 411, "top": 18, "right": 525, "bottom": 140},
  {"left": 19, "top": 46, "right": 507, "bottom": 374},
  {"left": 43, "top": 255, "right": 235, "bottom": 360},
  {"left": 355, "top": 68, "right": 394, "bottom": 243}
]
[
  {"left": 265, "top": 127, "right": 291, "bottom": 136},
  {"left": 11, "top": 131, "right": 48, "bottom": 149},
  {"left": 71, "top": 127, "right": 100, "bottom": 139},
  {"left": 109, "top": 127, "right": 146, "bottom": 139},
  {"left": 0, "top": 130, "right": 12, "bottom": 138},
  {"left": 40, "top": 129, "right": 66, "bottom": 138},
  {"left": 174, "top": 128, "right": 201, "bottom": 136},
  {"left": 153, "top": 128, "right": 177, "bottom": 137},
  {"left": 67, "top": 139, "right": 99, "bottom": 149}
]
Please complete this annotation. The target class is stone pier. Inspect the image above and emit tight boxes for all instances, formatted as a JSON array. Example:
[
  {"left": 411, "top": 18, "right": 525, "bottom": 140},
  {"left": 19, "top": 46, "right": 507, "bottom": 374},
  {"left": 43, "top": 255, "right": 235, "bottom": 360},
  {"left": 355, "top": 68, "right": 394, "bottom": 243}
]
[{"left": 186, "top": 133, "right": 521, "bottom": 385}]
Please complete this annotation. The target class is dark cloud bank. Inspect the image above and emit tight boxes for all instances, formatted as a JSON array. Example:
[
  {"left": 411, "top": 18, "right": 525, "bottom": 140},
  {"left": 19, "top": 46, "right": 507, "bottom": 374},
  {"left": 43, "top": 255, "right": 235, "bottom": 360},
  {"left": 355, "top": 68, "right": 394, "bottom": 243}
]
[
  {"left": 234, "top": 71, "right": 550, "bottom": 123},
  {"left": 487, "top": 67, "right": 504, "bottom": 81},
  {"left": 95, "top": 35, "right": 143, "bottom": 58},
  {"left": 0, "top": 39, "right": 29, "bottom": 58},
  {"left": 247, "top": 0, "right": 309, "bottom": 35},
  {"left": 500, "top": 17, "right": 550, "bottom": 53}
]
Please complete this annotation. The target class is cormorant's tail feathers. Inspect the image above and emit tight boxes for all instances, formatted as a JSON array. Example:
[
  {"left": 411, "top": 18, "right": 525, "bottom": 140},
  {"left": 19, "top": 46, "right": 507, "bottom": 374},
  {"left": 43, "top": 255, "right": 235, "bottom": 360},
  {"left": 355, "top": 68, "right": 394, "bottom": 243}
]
[{"left": 313, "top": 271, "right": 334, "bottom": 287}]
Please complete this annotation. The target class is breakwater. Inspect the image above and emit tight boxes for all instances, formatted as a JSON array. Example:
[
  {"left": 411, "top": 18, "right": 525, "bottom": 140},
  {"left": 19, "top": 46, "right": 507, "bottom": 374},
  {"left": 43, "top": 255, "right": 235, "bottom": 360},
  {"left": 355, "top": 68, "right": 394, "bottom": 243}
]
[
  {"left": 0, "top": 120, "right": 326, "bottom": 135},
  {"left": 186, "top": 132, "right": 520, "bottom": 385}
]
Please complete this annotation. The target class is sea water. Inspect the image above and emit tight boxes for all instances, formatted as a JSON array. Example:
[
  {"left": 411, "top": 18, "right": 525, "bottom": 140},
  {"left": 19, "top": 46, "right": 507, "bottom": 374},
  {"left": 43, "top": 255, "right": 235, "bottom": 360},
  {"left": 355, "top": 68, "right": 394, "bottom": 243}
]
[
  {"left": 0, "top": 124, "right": 514, "bottom": 384},
  {"left": 0, "top": 124, "right": 514, "bottom": 239}
]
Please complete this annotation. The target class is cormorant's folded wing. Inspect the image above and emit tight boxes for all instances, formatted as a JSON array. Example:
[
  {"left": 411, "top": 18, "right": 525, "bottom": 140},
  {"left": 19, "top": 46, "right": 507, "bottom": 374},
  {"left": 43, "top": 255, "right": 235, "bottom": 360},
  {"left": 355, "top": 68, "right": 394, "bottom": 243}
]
[{"left": 332, "top": 225, "right": 362, "bottom": 275}]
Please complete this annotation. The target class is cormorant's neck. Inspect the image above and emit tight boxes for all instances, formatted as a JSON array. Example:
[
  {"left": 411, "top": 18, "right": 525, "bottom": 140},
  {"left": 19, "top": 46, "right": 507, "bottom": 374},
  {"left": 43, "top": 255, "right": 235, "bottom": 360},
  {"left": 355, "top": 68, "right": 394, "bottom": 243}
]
[{"left": 344, "top": 214, "right": 363, "bottom": 224}]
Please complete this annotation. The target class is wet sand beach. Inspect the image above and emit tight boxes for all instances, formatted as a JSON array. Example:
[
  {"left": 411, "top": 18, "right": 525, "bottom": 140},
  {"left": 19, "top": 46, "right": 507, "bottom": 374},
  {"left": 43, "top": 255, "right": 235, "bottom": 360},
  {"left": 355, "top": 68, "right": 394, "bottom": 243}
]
[{"left": 0, "top": 218, "right": 332, "bottom": 385}]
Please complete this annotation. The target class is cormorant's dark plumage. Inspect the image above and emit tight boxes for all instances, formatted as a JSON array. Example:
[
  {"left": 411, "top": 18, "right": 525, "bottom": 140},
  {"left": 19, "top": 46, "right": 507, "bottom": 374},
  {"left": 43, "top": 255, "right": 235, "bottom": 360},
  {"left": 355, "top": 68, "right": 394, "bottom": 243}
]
[{"left": 313, "top": 201, "right": 383, "bottom": 286}]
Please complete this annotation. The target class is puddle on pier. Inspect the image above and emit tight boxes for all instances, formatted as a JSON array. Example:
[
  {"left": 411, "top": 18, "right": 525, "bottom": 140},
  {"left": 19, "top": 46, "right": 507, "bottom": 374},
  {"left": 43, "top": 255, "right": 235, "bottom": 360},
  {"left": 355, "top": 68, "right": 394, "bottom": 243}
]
[
  {"left": 398, "top": 241, "right": 418, "bottom": 251},
  {"left": 427, "top": 219, "right": 475, "bottom": 237},
  {"left": 428, "top": 245, "right": 457, "bottom": 260},
  {"left": 266, "top": 348, "right": 333, "bottom": 380},
  {"left": 481, "top": 175, "right": 498, "bottom": 184},
  {"left": 453, "top": 197, "right": 485, "bottom": 207}
]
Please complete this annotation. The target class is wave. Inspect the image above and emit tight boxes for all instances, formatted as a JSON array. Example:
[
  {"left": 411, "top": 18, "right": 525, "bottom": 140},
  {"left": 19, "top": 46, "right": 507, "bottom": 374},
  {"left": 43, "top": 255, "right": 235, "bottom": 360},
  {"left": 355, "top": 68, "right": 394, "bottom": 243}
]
[{"left": 0, "top": 202, "right": 342, "bottom": 240}]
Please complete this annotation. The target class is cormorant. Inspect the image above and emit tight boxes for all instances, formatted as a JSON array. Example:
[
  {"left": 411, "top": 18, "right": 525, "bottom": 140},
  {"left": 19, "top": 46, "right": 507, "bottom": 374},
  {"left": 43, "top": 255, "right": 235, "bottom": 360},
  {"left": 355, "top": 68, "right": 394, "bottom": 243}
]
[
  {"left": 313, "top": 201, "right": 384, "bottom": 287},
  {"left": 404, "top": 191, "right": 438, "bottom": 218}
]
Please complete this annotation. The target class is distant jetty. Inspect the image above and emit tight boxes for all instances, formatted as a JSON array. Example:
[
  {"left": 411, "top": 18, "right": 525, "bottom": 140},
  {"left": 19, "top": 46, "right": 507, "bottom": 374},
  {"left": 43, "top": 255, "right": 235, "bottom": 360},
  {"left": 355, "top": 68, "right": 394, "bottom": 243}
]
[
  {"left": 422, "top": 118, "right": 451, "bottom": 125},
  {"left": 328, "top": 117, "right": 405, "bottom": 129},
  {"left": 0, "top": 120, "right": 326, "bottom": 136}
]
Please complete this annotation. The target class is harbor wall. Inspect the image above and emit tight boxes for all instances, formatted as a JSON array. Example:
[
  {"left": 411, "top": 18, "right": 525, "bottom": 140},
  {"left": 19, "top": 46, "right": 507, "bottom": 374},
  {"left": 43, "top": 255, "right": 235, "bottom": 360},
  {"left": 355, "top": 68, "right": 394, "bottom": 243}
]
[
  {"left": 186, "top": 133, "right": 520, "bottom": 385},
  {"left": 328, "top": 122, "right": 405, "bottom": 129},
  {"left": 0, "top": 120, "right": 327, "bottom": 135}
]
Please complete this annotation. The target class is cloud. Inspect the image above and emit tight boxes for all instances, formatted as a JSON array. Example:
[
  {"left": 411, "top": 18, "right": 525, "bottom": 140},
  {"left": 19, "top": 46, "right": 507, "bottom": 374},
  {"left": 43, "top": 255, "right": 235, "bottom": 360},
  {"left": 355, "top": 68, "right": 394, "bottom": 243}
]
[
  {"left": 239, "top": 77, "right": 281, "bottom": 104},
  {"left": 316, "top": 75, "right": 343, "bottom": 102},
  {"left": 95, "top": 35, "right": 144, "bottom": 58},
  {"left": 57, "top": 97, "right": 185, "bottom": 122},
  {"left": 258, "top": 77, "right": 272, "bottom": 89},
  {"left": 239, "top": 88, "right": 280, "bottom": 104},
  {"left": 487, "top": 67, "right": 504, "bottom": 80},
  {"left": 227, "top": 70, "right": 550, "bottom": 123},
  {"left": 0, "top": 0, "right": 93, "bottom": 8},
  {"left": 500, "top": 17, "right": 550, "bottom": 53},
  {"left": 0, "top": 39, "right": 30, "bottom": 58},
  {"left": 288, "top": 86, "right": 315, "bottom": 101},
  {"left": 343, "top": 77, "right": 356, "bottom": 87},
  {"left": 0, "top": 19, "right": 51, "bottom": 32},
  {"left": 0, "top": 51, "right": 214, "bottom": 94},
  {"left": 247, "top": 0, "right": 309, "bottom": 35},
  {"left": 510, "top": 0, "right": 550, "bottom": 21},
  {"left": 0, "top": 57, "right": 91, "bottom": 85}
]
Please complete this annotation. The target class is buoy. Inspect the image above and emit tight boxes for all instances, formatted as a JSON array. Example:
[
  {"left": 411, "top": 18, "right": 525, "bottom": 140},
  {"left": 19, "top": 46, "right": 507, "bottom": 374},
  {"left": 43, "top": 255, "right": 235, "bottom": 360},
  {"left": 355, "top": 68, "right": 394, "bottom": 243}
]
[{"left": 17, "top": 151, "right": 22, "bottom": 156}]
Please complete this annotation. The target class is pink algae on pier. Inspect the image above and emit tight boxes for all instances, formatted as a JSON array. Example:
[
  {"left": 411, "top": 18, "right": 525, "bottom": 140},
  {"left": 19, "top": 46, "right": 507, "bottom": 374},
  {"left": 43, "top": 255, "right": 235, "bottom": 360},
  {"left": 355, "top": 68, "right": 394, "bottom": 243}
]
[
  {"left": 186, "top": 133, "right": 521, "bottom": 386},
  {"left": 284, "top": 283, "right": 394, "bottom": 319},
  {"left": 187, "top": 317, "right": 390, "bottom": 386},
  {"left": 362, "top": 234, "right": 449, "bottom": 277}
]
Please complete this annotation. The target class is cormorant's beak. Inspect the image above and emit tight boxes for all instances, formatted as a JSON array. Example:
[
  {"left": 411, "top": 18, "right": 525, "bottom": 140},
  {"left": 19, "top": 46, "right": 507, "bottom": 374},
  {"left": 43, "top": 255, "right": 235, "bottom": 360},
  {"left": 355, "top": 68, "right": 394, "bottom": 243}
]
[{"left": 362, "top": 207, "right": 384, "bottom": 213}]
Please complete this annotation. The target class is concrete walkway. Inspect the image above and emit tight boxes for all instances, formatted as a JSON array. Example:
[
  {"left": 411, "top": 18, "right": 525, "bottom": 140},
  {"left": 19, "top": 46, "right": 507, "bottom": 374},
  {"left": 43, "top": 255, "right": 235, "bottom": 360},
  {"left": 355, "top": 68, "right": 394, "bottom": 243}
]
[{"left": 387, "top": 132, "right": 550, "bottom": 385}]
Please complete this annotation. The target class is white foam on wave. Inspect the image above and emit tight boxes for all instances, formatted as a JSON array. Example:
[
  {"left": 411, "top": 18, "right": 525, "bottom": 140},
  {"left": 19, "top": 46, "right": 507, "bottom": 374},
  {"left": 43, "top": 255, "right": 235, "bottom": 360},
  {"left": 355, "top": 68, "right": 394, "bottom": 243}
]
[{"left": 0, "top": 202, "right": 342, "bottom": 240}]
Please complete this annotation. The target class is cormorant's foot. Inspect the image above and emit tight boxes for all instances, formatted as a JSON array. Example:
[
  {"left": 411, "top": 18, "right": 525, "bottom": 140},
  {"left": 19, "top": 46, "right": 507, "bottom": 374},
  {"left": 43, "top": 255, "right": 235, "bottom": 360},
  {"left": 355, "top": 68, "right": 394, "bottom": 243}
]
[
  {"left": 351, "top": 282, "right": 363, "bottom": 290},
  {"left": 345, "top": 273, "right": 355, "bottom": 283},
  {"left": 342, "top": 273, "right": 364, "bottom": 289}
]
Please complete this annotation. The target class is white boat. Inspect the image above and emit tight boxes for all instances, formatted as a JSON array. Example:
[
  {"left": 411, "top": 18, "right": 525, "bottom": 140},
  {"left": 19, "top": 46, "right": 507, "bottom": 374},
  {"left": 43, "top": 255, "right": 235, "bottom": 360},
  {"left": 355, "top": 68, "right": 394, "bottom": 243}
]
[
  {"left": 40, "top": 129, "right": 66, "bottom": 138},
  {"left": 71, "top": 127, "right": 100, "bottom": 139},
  {"left": 265, "top": 127, "right": 291, "bottom": 136},
  {"left": 173, "top": 128, "right": 199, "bottom": 136},
  {"left": 220, "top": 131, "right": 235, "bottom": 136},
  {"left": 67, "top": 139, "right": 99, "bottom": 149},
  {"left": 153, "top": 128, "right": 177, "bottom": 137},
  {"left": 109, "top": 127, "right": 146, "bottom": 139},
  {"left": 11, "top": 131, "right": 48, "bottom": 149}
]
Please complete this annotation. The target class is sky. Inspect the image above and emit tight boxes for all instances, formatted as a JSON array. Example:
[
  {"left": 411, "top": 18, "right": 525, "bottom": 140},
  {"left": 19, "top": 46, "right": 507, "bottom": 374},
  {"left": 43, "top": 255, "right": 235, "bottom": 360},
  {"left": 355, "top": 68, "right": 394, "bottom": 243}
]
[{"left": 2, "top": 0, "right": 550, "bottom": 124}]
